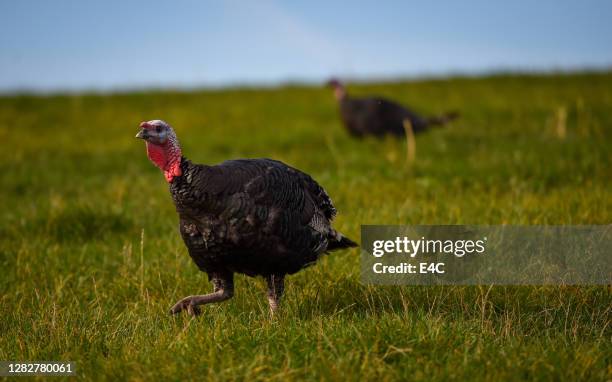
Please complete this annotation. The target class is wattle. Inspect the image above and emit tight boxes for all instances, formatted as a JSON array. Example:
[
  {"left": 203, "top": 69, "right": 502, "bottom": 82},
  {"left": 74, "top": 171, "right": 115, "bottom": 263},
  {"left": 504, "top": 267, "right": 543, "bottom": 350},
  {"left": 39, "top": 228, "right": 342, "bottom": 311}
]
[{"left": 146, "top": 142, "right": 182, "bottom": 183}]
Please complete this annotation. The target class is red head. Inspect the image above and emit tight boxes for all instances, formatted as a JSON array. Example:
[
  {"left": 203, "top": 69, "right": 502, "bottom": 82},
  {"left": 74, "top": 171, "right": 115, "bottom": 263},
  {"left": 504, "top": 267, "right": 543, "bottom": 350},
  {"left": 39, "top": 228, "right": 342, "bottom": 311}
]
[
  {"left": 326, "top": 78, "right": 346, "bottom": 101},
  {"left": 136, "top": 120, "right": 182, "bottom": 183}
]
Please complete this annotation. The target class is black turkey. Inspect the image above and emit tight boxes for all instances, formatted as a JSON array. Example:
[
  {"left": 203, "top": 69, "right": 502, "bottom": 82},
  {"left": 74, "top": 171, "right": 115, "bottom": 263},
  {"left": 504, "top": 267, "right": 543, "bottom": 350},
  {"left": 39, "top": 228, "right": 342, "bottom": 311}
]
[
  {"left": 328, "top": 79, "right": 459, "bottom": 137},
  {"left": 135, "top": 120, "right": 357, "bottom": 316}
]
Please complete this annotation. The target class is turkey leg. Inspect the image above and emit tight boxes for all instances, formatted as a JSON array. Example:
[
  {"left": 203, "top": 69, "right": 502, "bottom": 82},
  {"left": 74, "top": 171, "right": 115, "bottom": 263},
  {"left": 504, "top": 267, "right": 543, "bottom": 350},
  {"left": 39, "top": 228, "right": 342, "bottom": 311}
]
[
  {"left": 266, "top": 274, "right": 285, "bottom": 315},
  {"left": 170, "top": 273, "right": 234, "bottom": 316}
]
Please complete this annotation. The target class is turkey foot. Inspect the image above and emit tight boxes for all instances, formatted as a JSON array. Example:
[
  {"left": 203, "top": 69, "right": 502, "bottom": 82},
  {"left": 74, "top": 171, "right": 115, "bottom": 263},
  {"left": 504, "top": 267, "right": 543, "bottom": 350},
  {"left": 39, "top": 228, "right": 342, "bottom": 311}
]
[
  {"left": 170, "top": 296, "right": 203, "bottom": 316},
  {"left": 170, "top": 274, "right": 234, "bottom": 316}
]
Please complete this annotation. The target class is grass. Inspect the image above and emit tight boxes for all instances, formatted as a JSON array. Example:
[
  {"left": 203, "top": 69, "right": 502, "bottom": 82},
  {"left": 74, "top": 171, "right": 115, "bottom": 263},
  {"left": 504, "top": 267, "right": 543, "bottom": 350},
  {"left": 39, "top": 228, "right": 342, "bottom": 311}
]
[{"left": 0, "top": 72, "right": 611, "bottom": 381}]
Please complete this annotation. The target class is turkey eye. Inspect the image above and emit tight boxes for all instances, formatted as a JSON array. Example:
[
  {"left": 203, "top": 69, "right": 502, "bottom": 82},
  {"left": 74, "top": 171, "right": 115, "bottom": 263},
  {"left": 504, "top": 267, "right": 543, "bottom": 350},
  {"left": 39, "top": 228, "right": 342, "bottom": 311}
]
[{"left": 156, "top": 127, "right": 162, "bottom": 133}]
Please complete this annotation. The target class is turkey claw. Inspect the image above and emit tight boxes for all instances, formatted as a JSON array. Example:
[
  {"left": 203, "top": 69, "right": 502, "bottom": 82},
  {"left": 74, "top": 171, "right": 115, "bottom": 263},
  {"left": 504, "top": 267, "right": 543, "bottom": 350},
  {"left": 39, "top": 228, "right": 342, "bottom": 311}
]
[{"left": 170, "top": 297, "right": 201, "bottom": 317}]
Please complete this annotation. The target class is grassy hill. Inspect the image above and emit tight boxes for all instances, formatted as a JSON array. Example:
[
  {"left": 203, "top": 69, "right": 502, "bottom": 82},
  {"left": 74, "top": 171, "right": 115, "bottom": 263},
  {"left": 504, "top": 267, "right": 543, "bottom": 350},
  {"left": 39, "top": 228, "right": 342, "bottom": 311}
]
[{"left": 0, "top": 72, "right": 610, "bottom": 380}]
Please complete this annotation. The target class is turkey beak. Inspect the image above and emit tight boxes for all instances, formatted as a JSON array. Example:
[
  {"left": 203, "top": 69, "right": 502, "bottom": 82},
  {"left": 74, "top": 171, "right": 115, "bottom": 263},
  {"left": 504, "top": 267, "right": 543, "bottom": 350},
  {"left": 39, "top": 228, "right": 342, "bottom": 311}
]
[
  {"left": 135, "top": 129, "right": 149, "bottom": 140},
  {"left": 136, "top": 121, "right": 152, "bottom": 140}
]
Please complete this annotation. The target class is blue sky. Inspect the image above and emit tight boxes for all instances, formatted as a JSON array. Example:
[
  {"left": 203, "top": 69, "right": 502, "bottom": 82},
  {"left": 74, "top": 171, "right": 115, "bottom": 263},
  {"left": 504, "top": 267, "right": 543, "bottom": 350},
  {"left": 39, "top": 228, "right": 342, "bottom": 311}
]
[{"left": 1, "top": 0, "right": 611, "bottom": 92}]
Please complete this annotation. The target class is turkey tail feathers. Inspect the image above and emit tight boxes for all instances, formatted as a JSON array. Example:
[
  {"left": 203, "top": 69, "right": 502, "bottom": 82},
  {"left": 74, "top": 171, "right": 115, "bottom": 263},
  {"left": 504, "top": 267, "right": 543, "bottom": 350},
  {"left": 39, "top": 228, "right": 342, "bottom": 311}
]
[{"left": 327, "top": 230, "right": 358, "bottom": 251}]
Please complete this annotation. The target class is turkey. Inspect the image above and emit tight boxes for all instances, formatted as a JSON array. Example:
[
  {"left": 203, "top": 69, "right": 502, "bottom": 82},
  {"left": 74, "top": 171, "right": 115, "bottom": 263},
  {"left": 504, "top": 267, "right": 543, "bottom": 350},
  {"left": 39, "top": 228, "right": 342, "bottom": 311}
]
[
  {"left": 135, "top": 120, "right": 357, "bottom": 316},
  {"left": 328, "top": 79, "right": 459, "bottom": 137}
]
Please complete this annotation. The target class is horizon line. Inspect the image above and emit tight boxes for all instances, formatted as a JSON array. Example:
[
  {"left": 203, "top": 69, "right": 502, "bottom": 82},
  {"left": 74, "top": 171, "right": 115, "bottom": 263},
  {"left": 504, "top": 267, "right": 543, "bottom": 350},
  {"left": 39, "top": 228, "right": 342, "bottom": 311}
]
[{"left": 2, "top": 65, "right": 611, "bottom": 97}]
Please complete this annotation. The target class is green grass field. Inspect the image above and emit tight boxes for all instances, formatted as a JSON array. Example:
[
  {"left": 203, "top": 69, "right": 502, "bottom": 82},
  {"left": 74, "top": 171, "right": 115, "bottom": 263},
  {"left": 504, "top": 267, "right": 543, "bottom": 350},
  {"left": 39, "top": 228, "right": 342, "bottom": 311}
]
[{"left": 0, "top": 72, "right": 610, "bottom": 381}]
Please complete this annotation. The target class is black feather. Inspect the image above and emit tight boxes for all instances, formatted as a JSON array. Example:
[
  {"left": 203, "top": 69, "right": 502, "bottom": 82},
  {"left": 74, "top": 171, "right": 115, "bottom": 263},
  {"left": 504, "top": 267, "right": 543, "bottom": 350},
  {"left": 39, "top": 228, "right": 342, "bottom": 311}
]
[{"left": 170, "top": 157, "right": 355, "bottom": 278}]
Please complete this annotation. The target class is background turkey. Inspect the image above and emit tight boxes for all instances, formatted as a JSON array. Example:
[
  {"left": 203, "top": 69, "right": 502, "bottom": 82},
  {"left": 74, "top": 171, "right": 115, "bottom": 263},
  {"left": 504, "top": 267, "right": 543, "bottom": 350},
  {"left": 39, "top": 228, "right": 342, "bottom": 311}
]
[
  {"left": 135, "top": 120, "right": 357, "bottom": 316},
  {"left": 328, "top": 79, "right": 459, "bottom": 137}
]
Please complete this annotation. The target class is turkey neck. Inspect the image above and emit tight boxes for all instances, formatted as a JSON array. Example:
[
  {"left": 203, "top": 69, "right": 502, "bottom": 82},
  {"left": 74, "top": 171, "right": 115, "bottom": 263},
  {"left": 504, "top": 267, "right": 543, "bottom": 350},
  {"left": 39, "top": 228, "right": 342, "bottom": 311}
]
[{"left": 334, "top": 85, "right": 347, "bottom": 101}]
